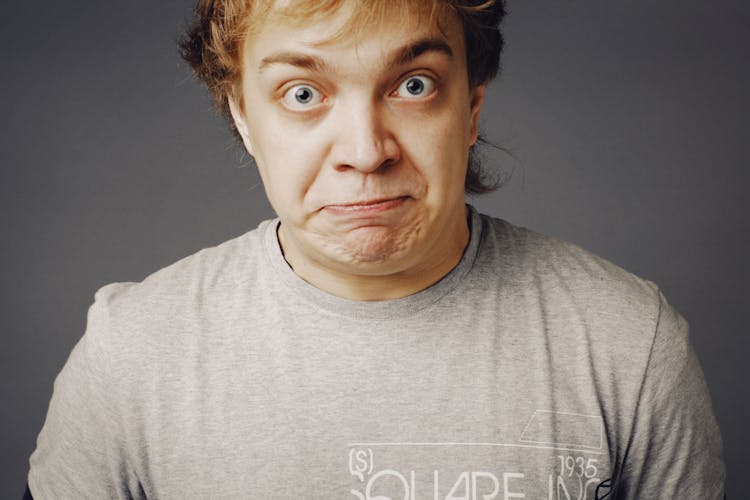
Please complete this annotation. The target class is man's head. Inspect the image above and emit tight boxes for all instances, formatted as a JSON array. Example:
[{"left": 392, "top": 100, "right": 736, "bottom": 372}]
[
  {"left": 180, "top": 0, "right": 506, "bottom": 194},
  {"left": 180, "top": 0, "right": 506, "bottom": 300}
]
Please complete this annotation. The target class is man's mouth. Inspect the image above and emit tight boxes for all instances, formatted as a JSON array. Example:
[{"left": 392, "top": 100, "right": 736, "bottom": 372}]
[{"left": 323, "top": 196, "right": 410, "bottom": 214}]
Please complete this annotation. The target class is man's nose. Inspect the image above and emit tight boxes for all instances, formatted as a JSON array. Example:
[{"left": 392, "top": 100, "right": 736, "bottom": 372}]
[{"left": 329, "top": 100, "right": 400, "bottom": 173}]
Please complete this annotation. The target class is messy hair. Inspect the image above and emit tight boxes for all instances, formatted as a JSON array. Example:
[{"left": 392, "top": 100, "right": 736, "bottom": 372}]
[{"left": 180, "top": 0, "right": 507, "bottom": 194}]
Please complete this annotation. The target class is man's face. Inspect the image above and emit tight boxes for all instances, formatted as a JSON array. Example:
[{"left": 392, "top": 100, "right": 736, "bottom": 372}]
[{"left": 230, "top": 4, "right": 484, "bottom": 298}]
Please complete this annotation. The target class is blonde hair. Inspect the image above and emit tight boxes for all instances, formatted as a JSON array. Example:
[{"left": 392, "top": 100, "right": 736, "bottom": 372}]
[{"left": 180, "top": 0, "right": 506, "bottom": 193}]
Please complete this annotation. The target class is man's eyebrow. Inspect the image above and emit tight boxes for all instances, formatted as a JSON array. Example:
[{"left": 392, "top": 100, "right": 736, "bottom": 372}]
[
  {"left": 257, "top": 38, "right": 453, "bottom": 73},
  {"left": 258, "top": 52, "right": 332, "bottom": 73},
  {"left": 389, "top": 38, "right": 454, "bottom": 68}
]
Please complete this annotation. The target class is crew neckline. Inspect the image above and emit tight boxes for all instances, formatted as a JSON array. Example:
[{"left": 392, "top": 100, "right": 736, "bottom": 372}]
[{"left": 261, "top": 205, "right": 484, "bottom": 320}]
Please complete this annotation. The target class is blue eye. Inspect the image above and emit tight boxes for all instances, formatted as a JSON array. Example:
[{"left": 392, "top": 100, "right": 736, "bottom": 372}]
[
  {"left": 395, "top": 75, "right": 436, "bottom": 98},
  {"left": 282, "top": 84, "right": 324, "bottom": 109}
]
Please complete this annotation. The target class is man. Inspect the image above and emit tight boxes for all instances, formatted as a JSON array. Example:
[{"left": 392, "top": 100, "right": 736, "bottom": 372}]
[{"left": 27, "top": 0, "right": 725, "bottom": 498}]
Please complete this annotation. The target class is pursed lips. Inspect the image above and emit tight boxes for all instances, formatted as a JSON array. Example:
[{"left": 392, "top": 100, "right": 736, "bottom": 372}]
[{"left": 322, "top": 196, "right": 410, "bottom": 213}]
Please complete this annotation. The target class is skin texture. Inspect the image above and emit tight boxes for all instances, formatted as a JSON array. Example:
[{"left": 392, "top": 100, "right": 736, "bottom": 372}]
[{"left": 229, "top": 5, "right": 485, "bottom": 300}]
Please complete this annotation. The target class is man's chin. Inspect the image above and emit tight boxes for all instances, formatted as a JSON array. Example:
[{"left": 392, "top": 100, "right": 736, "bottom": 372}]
[{"left": 322, "top": 227, "right": 419, "bottom": 273}]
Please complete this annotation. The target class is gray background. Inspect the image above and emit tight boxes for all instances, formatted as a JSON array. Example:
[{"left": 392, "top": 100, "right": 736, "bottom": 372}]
[{"left": 2, "top": 0, "right": 747, "bottom": 497}]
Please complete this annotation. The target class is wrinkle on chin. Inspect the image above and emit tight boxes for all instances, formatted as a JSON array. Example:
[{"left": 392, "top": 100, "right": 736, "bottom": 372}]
[{"left": 295, "top": 216, "right": 425, "bottom": 271}]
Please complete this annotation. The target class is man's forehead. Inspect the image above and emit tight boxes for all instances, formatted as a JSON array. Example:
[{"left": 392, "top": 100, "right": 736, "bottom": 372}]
[
  {"left": 245, "top": 0, "right": 463, "bottom": 70},
  {"left": 255, "top": 37, "right": 455, "bottom": 80},
  {"left": 253, "top": 0, "right": 457, "bottom": 47}
]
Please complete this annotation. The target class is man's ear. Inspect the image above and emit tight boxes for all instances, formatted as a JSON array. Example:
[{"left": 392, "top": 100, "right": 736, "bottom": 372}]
[
  {"left": 227, "top": 96, "right": 254, "bottom": 156},
  {"left": 469, "top": 83, "right": 486, "bottom": 146}
]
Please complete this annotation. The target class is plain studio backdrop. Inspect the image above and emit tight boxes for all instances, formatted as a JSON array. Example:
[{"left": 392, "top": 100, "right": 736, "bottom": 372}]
[{"left": 1, "top": 0, "right": 747, "bottom": 497}]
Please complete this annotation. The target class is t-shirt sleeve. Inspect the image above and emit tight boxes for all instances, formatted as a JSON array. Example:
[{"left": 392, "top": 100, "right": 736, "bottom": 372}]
[
  {"left": 27, "top": 284, "right": 142, "bottom": 500},
  {"left": 619, "top": 290, "right": 726, "bottom": 498}
]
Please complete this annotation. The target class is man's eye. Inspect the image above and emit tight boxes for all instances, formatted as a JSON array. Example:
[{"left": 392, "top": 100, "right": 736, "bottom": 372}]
[
  {"left": 394, "top": 75, "right": 436, "bottom": 99},
  {"left": 282, "top": 84, "right": 324, "bottom": 109}
]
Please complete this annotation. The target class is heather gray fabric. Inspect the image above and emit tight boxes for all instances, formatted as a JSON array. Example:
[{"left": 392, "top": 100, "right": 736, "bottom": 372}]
[{"left": 28, "top": 207, "right": 725, "bottom": 499}]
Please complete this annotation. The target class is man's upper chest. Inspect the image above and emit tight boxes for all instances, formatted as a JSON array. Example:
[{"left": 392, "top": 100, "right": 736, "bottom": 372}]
[{"left": 128, "top": 303, "right": 625, "bottom": 498}]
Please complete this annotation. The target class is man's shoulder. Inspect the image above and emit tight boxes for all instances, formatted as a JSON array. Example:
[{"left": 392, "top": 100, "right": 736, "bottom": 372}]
[
  {"left": 474, "top": 213, "right": 682, "bottom": 380},
  {"left": 83, "top": 220, "right": 276, "bottom": 351},
  {"left": 103, "top": 219, "right": 272, "bottom": 302},
  {"left": 477, "top": 213, "right": 663, "bottom": 320}
]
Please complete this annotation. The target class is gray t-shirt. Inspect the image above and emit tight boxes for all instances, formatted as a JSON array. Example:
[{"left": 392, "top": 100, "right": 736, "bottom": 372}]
[{"left": 28, "top": 208, "right": 725, "bottom": 499}]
